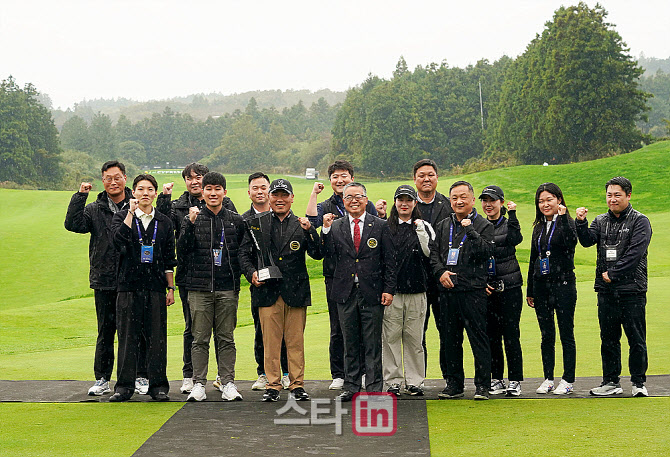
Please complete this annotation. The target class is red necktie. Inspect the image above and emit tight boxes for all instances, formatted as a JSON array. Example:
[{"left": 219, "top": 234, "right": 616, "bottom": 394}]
[{"left": 353, "top": 218, "right": 361, "bottom": 252}]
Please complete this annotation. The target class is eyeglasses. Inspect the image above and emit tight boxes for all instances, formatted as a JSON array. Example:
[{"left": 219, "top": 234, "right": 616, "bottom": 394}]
[
  {"left": 343, "top": 194, "right": 367, "bottom": 202},
  {"left": 102, "top": 175, "right": 125, "bottom": 183}
]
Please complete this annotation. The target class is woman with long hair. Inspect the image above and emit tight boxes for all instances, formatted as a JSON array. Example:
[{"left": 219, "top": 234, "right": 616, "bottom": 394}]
[
  {"left": 479, "top": 185, "right": 524, "bottom": 396},
  {"left": 383, "top": 185, "right": 434, "bottom": 396},
  {"left": 527, "top": 183, "right": 578, "bottom": 395}
]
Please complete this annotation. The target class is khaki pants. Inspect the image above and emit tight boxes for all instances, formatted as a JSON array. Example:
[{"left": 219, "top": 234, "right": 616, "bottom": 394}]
[
  {"left": 258, "top": 296, "right": 306, "bottom": 390},
  {"left": 382, "top": 292, "right": 427, "bottom": 387}
]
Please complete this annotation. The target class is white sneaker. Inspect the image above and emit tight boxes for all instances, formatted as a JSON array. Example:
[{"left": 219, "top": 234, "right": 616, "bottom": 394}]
[
  {"left": 212, "top": 376, "right": 223, "bottom": 392},
  {"left": 536, "top": 379, "right": 555, "bottom": 394},
  {"left": 552, "top": 379, "right": 574, "bottom": 395},
  {"left": 329, "top": 378, "right": 344, "bottom": 390},
  {"left": 180, "top": 377, "right": 194, "bottom": 394},
  {"left": 222, "top": 382, "right": 243, "bottom": 401},
  {"left": 632, "top": 383, "right": 648, "bottom": 397},
  {"left": 281, "top": 374, "right": 290, "bottom": 390},
  {"left": 88, "top": 378, "right": 111, "bottom": 396},
  {"left": 187, "top": 382, "right": 206, "bottom": 402},
  {"left": 506, "top": 381, "right": 521, "bottom": 397},
  {"left": 252, "top": 374, "right": 268, "bottom": 391},
  {"left": 489, "top": 379, "right": 507, "bottom": 395},
  {"left": 135, "top": 377, "right": 149, "bottom": 395}
]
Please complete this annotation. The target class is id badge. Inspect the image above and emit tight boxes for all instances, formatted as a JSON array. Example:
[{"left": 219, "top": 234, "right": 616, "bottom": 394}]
[
  {"left": 213, "top": 248, "right": 222, "bottom": 266},
  {"left": 140, "top": 245, "right": 154, "bottom": 263},
  {"left": 540, "top": 257, "right": 550, "bottom": 275},
  {"left": 257, "top": 268, "right": 270, "bottom": 281},
  {"left": 487, "top": 258, "right": 496, "bottom": 275},
  {"left": 447, "top": 248, "right": 460, "bottom": 266}
]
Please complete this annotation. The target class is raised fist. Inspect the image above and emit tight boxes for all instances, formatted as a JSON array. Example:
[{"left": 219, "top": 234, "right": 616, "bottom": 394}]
[
  {"left": 461, "top": 218, "right": 472, "bottom": 227},
  {"left": 557, "top": 204, "right": 567, "bottom": 216},
  {"left": 163, "top": 182, "right": 174, "bottom": 195},
  {"left": 129, "top": 198, "right": 139, "bottom": 212},
  {"left": 79, "top": 182, "right": 92, "bottom": 193},
  {"left": 576, "top": 207, "right": 588, "bottom": 221},
  {"left": 414, "top": 219, "right": 425, "bottom": 232},
  {"left": 323, "top": 213, "right": 335, "bottom": 228},
  {"left": 312, "top": 182, "right": 325, "bottom": 195},
  {"left": 507, "top": 201, "right": 517, "bottom": 211},
  {"left": 188, "top": 206, "right": 200, "bottom": 223},
  {"left": 298, "top": 216, "right": 312, "bottom": 230},
  {"left": 375, "top": 199, "right": 387, "bottom": 218}
]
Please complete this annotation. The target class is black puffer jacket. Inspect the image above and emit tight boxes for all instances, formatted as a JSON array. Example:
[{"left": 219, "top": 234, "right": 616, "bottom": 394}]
[
  {"left": 177, "top": 207, "right": 245, "bottom": 292},
  {"left": 64, "top": 188, "right": 132, "bottom": 290},
  {"left": 489, "top": 211, "right": 523, "bottom": 289},
  {"left": 156, "top": 191, "right": 237, "bottom": 286}
]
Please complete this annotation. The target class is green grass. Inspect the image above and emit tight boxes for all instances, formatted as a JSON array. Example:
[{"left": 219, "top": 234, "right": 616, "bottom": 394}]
[{"left": 1, "top": 141, "right": 669, "bottom": 456}]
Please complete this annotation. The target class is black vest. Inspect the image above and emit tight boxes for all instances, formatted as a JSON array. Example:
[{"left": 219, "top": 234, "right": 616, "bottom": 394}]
[{"left": 490, "top": 216, "right": 523, "bottom": 289}]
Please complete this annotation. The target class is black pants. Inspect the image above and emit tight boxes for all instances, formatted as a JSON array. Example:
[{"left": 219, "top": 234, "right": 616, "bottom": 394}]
[
  {"left": 440, "top": 289, "right": 491, "bottom": 389},
  {"left": 598, "top": 292, "right": 647, "bottom": 385},
  {"left": 533, "top": 280, "right": 576, "bottom": 383},
  {"left": 338, "top": 286, "right": 383, "bottom": 393},
  {"left": 115, "top": 290, "right": 169, "bottom": 398},
  {"left": 423, "top": 285, "right": 447, "bottom": 378},
  {"left": 486, "top": 287, "right": 524, "bottom": 381},
  {"left": 181, "top": 287, "right": 221, "bottom": 378},
  {"left": 252, "top": 302, "right": 288, "bottom": 376},
  {"left": 326, "top": 277, "right": 365, "bottom": 379}
]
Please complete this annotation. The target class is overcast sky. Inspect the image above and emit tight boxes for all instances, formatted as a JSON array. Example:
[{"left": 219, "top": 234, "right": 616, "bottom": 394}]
[{"left": 2, "top": 0, "right": 668, "bottom": 109}]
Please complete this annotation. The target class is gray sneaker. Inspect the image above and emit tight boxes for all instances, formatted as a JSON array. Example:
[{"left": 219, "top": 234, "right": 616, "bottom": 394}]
[
  {"left": 506, "top": 381, "right": 521, "bottom": 397},
  {"left": 590, "top": 382, "right": 623, "bottom": 396},
  {"left": 489, "top": 379, "right": 507, "bottom": 395},
  {"left": 88, "top": 378, "right": 111, "bottom": 396}
]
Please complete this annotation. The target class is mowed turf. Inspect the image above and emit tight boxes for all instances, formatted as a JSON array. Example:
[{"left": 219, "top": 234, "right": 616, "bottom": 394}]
[{"left": 1, "top": 141, "right": 669, "bottom": 456}]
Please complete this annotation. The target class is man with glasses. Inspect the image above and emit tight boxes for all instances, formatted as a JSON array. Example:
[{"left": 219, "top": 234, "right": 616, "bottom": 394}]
[
  {"left": 66, "top": 161, "right": 148, "bottom": 395},
  {"left": 321, "top": 182, "right": 396, "bottom": 401},
  {"left": 156, "top": 162, "right": 237, "bottom": 394}
]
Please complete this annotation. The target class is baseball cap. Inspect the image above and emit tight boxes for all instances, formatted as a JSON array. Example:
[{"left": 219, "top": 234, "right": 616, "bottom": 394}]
[
  {"left": 394, "top": 185, "right": 418, "bottom": 200},
  {"left": 269, "top": 178, "right": 293, "bottom": 195},
  {"left": 479, "top": 185, "right": 504, "bottom": 200}
]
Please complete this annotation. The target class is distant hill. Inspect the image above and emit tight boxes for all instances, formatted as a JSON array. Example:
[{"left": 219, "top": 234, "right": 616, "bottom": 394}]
[
  {"left": 51, "top": 88, "right": 347, "bottom": 129},
  {"left": 638, "top": 53, "right": 670, "bottom": 76}
]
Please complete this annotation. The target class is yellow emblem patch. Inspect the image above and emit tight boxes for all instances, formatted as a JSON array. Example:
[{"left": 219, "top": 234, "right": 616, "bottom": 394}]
[
  {"left": 367, "top": 238, "right": 378, "bottom": 249},
  {"left": 290, "top": 240, "right": 301, "bottom": 251}
]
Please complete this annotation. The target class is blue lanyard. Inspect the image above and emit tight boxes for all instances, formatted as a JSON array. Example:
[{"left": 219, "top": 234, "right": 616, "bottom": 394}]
[
  {"left": 449, "top": 223, "right": 468, "bottom": 249},
  {"left": 333, "top": 196, "right": 345, "bottom": 217},
  {"left": 219, "top": 223, "right": 226, "bottom": 249},
  {"left": 495, "top": 216, "right": 504, "bottom": 227},
  {"left": 135, "top": 217, "right": 158, "bottom": 246},
  {"left": 538, "top": 220, "right": 557, "bottom": 257}
]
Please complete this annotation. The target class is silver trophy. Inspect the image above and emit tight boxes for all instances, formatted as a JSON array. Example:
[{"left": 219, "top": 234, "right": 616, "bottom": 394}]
[{"left": 247, "top": 212, "right": 282, "bottom": 281}]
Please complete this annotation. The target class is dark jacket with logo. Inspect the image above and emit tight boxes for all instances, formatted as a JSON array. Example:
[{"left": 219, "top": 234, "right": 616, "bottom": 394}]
[
  {"left": 239, "top": 212, "right": 323, "bottom": 308},
  {"left": 527, "top": 214, "right": 577, "bottom": 298},
  {"left": 177, "top": 207, "right": 245, "bottom": 292},
  {"left": 156, "top": 191, "right": 236, "bottom": 287},
  {"left": 429, "top": 212, "right": 494, "bottom": 291},
  {"left": 64, "top": 188, "right": 132, "bottom": 290},
  {"left": 322, "top": 214, "right": 397, "bottom": 305},
  {"left": 489, "top": 211, "right": 523, "bottom": 289},
  {"left": 111, "top": 209, "right": 177, "bottom": 292},
  {"left": 576, "top": 204, "right": 651, "bottom": 294}
]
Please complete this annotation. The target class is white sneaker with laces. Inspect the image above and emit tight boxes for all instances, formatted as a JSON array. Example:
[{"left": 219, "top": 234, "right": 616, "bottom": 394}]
[
  {"left": 536, "top": 379, "right": 555, "bottom": 394},
  {"left": 222, "top": 382, "right": 243, "bottom": 401},
  {"left": 632, "top": 383, "right": 648, "bottom": 397},
  {"left": 180, "top": 377, "right": 194, "bottom": 394},
  {"left": 506, "top": 381, "right": 521, "bottom": 397},
  {"left": 329, "top": 378, "right": 344, "bottom": 390},
  {"left": 489, "top": 379, "right": 507, "bottom": 395},
  {"left": 252, "top": 374, "right": 268, "bottom": 391},
  {"left": 135, "top": 377, "right": 149, "bottom": 395},
  {"left": 552, "top": 379, "right": 574, "bottom": 395},
  {"left": 281, "top": 374, "right": 290, "bottom": 390},
  {"left": 88, "top": 378, "right": 111, "bottom": 396},
  {"left": 187, "top": 382, "right": 206, "bottom": 402},
  {"left": 212, "top": 376, "right": 223, "bottom": 392}
]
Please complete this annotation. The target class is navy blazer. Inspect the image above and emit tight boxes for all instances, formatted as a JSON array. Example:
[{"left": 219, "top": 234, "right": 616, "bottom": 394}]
[{"left": 322, "top": 214, "right": 396, "bottom": 305}]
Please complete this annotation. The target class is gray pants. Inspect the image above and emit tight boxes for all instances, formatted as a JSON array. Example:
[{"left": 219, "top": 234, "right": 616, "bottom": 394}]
[{"left": 189, "top": 290, "right": 238, "bottom": 385}]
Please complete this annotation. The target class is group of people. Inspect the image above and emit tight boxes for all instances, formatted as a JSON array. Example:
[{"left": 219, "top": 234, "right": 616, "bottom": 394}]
[{"left": 65, "top": 158, "right": 652, "bottom": 402}]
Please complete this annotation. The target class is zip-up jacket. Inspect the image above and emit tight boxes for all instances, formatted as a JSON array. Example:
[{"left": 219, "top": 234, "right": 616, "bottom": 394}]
[
  {"left": 64, "top": 188, "right": 132, "bottom": 290},
  {"left": 489, "top": 210, "right": 523, "bottom": 289},
  {"left": 576, "top": 204, "right": 651, "bottom": 294},
  {"left": 177, "top": 207, "right": 245, "bottom": 292}
]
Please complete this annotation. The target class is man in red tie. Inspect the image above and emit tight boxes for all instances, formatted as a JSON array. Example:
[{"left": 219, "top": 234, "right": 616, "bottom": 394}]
[{"left": 322, "top": 182, "right": 397, "bottom": 401}]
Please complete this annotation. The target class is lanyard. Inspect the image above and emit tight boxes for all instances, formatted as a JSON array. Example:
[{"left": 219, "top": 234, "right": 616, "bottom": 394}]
[
  {"left": 135, "top": 217, "right": 158, "bottom": 246},
  {"left": 538, "top": 220, "right": 556, "bottom": 257},
  {"left": 333, "top": 197, "right": 345, "bottom": 217},
  {"left": 448, "top": 223, "right": 468, "bottom": 249},
  {"left": 219, "top": 223, "right": 226, "bottom": 249}
]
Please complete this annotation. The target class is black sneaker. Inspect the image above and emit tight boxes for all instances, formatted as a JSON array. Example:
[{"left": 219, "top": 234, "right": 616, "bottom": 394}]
[
  {"left": 474, "top": 385, "right": 489, "bottom": 400},
  {"left": 438, "top": 384, "right": 464, "bottom": 399},
  {"left": 405, "top": 385, "right": 424, "bottom": 396},
  {"left": 262, "top": 388, "right": 280, "bottom": 402},
  {"left": 386, "top": 383, "right": 401, "bottom": 396},
  {"left": 290, "top": 387, "right": 310, "bottom": 401}
]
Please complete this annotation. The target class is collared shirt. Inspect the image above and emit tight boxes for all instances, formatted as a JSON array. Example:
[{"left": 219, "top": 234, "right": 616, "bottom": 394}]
[
  {"left": 271, "top": 210, "right": 292, "bottom": 249},
  {"left": 417, "top": 192, "right": 437, "bottom": 223},
  {"left": 348, "top": 212, "right": 366, "bottom": 243},
  {"left": 135, "top": 207, "right": 156, "bottom": 230},
  {"left": 545, "top": 214, "right": 558, "bottom": 234}
]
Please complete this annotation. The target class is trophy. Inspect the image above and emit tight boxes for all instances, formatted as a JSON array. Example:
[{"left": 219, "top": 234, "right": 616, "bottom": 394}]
[{"left": 246, "top": 212, "right": 283, "bottom": 281}]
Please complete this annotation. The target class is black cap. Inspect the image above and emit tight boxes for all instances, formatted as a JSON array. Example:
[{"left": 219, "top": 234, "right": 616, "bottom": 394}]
[
  {"left": 479, "top": 185, "right": 504, "bottom": 200},
  {"left": 269, "top": 178, "right": 293, "bottom": 195},
  {"left": 394, "top": 185, "right": 418, "bottom": 200}
]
